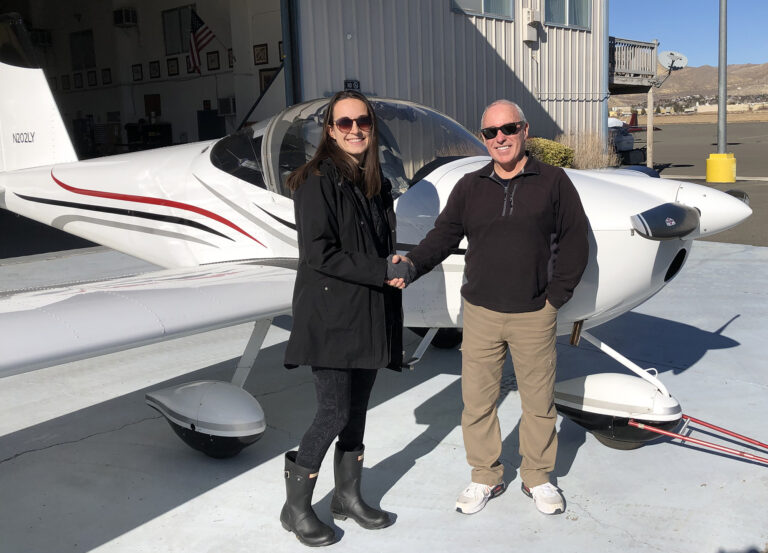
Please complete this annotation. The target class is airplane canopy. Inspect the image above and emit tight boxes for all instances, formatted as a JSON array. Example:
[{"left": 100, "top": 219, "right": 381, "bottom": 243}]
[{"left": 259, "top": 98, "right": 487, "bottom": 198}]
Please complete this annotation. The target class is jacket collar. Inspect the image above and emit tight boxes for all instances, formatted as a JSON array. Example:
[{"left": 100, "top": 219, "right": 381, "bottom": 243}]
[
  {"left": 477, "top": 153, "right": 542, "bottom": 184},
  {"left": 317, "top": 157, "right": 342, "bottom": 183}
]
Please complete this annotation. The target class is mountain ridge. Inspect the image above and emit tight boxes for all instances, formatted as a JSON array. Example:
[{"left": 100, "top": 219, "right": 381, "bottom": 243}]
[{"left": 609, "top": 62, "right": 768, "bottom": 106}]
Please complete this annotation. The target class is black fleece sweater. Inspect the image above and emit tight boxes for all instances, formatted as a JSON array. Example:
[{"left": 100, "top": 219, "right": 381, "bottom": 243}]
[{"left": 407, "top": 157, "right": 589, "bottom": 313}]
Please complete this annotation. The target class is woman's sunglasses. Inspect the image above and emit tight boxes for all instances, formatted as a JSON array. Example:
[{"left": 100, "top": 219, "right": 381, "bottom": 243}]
[
  {"left": 332, "top": 115, "right": 373, "bottom": 133},
  {"left": 479, "top": 121, "right": 525, "bottom": 140}
]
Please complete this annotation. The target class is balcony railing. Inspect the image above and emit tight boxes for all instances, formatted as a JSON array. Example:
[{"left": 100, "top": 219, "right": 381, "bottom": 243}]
[{"left": 609, "top": 36, "right": 658, "bottom": 94}]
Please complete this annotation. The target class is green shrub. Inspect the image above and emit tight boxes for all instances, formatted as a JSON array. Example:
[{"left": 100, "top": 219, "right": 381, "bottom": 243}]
[{"left": 526, "top": 137, "right": 574, "bottom": 168}]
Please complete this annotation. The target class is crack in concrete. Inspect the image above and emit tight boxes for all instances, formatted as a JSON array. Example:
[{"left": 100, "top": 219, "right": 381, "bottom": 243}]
[
  {"left": 567, "top": 498, "right": 666, "bottom": 552},
  {"left": 0, "top": 414, "right": 161, "bottom": 464},
  {"left": 264, "top": 424, "right": 296, "bottom": 440},
  {"left": 250, "top": 380, "right": 312, "bottom": 399}
]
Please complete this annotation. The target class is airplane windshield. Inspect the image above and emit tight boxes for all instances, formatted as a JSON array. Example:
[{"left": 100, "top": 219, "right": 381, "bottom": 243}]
[
  {"left": 210, "top": 131, "right": 267, "bottom": 189},
  {"left": 268, "top": 98, "right": 486, "bottom": 198}
]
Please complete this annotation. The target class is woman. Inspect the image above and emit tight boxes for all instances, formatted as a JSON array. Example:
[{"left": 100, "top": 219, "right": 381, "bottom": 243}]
[{"left": 281, "top": 90, "right": 404, "bottom": 547}]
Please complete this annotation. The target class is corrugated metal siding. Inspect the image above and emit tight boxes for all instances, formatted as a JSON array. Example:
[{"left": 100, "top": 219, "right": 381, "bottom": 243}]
[
  {"left": 537, "top": 3, "right": 608, "bottom": 139},
  {"left": 296, "top": 0, "right": 607, "bottom": 139}
]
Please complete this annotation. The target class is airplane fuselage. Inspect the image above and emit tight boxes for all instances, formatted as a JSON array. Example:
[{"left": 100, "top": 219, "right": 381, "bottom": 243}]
[{"left": 0, "top": 140, "right": 751, "bottom": 336}]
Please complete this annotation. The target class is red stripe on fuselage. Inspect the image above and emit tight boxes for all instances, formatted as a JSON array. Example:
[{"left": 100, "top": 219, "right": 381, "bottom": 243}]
[{"left": 50, "top": 171, "right": 265, "bottom": 247}]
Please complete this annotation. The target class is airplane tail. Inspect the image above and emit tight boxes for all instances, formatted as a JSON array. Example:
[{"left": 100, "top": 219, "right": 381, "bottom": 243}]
[
  {"left": 628, "top": 112, "right": 638, "bottom": 127},
  {"left": 0, "top": 13, "right": 77, "bottom": 173}
]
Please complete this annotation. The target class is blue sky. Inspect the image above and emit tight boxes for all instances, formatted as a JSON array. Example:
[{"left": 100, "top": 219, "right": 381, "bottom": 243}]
[{"left": 609, "top": 0, "right": 768, "bottom": 67}]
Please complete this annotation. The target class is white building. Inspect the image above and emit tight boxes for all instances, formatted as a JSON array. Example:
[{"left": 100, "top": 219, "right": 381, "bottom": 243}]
[
  {"left": 3, "top": 0, "right": 614, "bottom": 157},
  {"left": 292, "top": 0, "right": 609, "bottom": 140}
]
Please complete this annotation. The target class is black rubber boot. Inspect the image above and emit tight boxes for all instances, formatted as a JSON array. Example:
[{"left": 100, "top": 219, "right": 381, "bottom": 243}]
[
  {"left": 280, "top": 451, "right": 338, "bottom": 547},
  {"left": 330, "top": 444, "right": 393, "bottom": 529}
]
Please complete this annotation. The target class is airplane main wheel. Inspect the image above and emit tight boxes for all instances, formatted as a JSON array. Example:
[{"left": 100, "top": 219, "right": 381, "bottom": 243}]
[
  {"left": 409, "top": 327, "right": 463, "bottom": 349},
  {"left": 167, "top": 420, "right": 264, "bottom": 458},
  {"left": 593, "top": 432, "right": 645, "bottom": 450},
  {"left": 146, "top": 381, "right": 267, "bottom": 458}
]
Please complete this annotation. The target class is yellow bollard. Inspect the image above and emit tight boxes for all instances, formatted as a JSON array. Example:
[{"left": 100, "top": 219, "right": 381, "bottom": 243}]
[{"left": 706, "top": 153, "right": 736, "bottom": 183}]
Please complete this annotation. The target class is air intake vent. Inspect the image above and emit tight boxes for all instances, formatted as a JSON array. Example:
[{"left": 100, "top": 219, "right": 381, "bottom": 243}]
[
  {"left": 218, "top": 97, "right": 236, "bottom": 116},
  {"left": 30, "top": 28, "right": 52, "bottom": 47},
  {"left": 113, "top": 7, "right": 138, "bottom": 27}
]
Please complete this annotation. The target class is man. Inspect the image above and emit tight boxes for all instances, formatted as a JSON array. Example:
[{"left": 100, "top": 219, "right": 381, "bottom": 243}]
[{"left": 390, "top": 99, "right": 588, "bottom": 515}]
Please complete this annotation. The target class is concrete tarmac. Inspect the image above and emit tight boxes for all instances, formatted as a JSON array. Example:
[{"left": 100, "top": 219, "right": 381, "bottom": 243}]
[
  {"left": 631, "top": 120, "right": 767, "bottom": 247},
  {"left": 1, "top": 242, "right": 767, "bottom": 553},
  {"left": 0, "top": 120, "right": 766, "bottom": 553},
  {"left": 641, "top": 121, "right": 768, "bottom": 180},
  {"left": 689, "top": 178, "right": 767, "bottom": 247}
]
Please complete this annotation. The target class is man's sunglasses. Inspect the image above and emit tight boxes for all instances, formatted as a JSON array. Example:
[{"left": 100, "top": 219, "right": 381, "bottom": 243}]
[
  {"left": 332, "top": 115, "right": 373, "bottom": 133},
  {"left": 479, "top": 121, "right": 525, "bottom": 140}
]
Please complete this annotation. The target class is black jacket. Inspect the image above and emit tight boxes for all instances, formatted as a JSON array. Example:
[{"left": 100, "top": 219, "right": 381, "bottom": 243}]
[
  {"left": 284, "top": 159, "right": 403, "bottom": 370},
  {"left": 407, "top": 157, "right": 589, "bottom": 312}
]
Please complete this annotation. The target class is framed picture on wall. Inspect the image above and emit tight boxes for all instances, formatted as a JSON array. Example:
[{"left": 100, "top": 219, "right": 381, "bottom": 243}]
[
  {"left": 101, "top": 68, "right": 112, "bottom": 85},
  {"left": 167, "top": 57, "right": 179, "bottom": 76},
  {"left": 61, "top": 74, "right": 70, "bottom": 90},
  {"left": 206, "top": 50, "right": 220, "bottom": 71},
  {"left": 149, "top": 60, "right": 161, "bottom": 79},
  {"left": 87, "top": 70, "right": 97, "bottom": 86},
  {"left": 253, "top": 43, "right": 268, "bottom": 65},
  {"left": 259, "top": 67, "right": 279, "bottom": 93},
  {"left": 73, "top": 72, "right": 83, "bottom": 88},
  {"left": 132, "top": 64, "right": 143, "bottom": 81}
]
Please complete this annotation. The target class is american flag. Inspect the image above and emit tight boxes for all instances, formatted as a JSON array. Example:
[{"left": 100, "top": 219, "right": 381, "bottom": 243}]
[{"left": 189, "top": 9, "right": 215, "bottom": 74}]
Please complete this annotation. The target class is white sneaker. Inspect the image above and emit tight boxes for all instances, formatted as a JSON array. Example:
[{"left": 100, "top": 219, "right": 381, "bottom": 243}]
[
  {"left": 455, "top": 481, "right": 506, "bottom": 514},
  {"left": 521, "top": 482, "right": 564, "bottom": 515}
]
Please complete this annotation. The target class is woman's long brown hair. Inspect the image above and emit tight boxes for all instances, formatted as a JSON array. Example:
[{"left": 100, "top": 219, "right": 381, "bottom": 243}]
[{"left": 286, "top": 90, "right": 382, "bottom": 198}]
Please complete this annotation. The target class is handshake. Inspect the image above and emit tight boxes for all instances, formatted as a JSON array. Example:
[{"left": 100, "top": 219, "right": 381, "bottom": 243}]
[{"left": 385, "top": 254, "right": 417, "bottom": 290}]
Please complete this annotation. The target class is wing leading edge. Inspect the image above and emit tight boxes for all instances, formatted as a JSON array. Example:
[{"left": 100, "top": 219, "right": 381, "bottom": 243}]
[{"left": 0, "top": 261, "right": 296, "bottom": 378}]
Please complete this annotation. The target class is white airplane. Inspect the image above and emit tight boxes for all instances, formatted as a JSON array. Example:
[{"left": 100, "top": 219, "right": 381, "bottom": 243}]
[{"left": 0, "top": 17, "right": 753, "bottom": 458}]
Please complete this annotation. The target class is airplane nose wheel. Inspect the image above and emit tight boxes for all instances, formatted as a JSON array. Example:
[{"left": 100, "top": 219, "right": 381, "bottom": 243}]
[
  {"left": 587, "top": 416, "right": 683, "bottom": 450},
  {"left": 592, "top": 433, "right": 646, "bottom": 450}
]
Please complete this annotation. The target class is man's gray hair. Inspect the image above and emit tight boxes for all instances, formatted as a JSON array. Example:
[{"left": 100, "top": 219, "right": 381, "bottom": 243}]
[{"left": 480, "top": 99, "right": 527, "bottom": 128}]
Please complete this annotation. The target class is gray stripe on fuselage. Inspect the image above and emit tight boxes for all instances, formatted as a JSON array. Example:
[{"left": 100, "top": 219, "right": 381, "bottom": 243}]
[
  {"left": 51, "top": 215, "right": 217, "bottom": 247},
  {"left": 195, "top": 175, "right": 298, "bottom": 247}
]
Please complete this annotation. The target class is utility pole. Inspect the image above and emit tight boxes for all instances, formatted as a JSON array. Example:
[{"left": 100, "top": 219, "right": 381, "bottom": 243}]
[
  {"left": 706, "top": 0, "right": 736, "bottom": 182},
  {"left": 717, "top": 0, "right": 727, "bottom": 154},
  {"left": 646, "top": 80, "right": 654, "bottom": 169}
]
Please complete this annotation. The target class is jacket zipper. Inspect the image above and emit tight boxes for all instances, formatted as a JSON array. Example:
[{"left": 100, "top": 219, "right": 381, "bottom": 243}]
[
  {"left": 507, "top": 181, "right": 519, "bottom": 216},
  {"left": 500, "top": 180, "right": 520, "bottom": 217},
  {"left": 501, "top": 182, "right": 510, "bottom": 216}
]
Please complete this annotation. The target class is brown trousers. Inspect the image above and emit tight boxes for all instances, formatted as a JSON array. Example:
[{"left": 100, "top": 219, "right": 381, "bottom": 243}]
[{"left": 460, "top": 299, "right": 558, "bottom": 488}]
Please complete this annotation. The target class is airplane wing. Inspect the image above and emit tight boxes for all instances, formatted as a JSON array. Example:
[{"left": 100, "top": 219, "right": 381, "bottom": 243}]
[{"left": 0, "top": 260, "right": 296, "bottom": 378}]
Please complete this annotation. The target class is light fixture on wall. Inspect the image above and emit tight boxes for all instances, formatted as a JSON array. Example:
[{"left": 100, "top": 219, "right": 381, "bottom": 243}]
[{"left": 522, "top": 7, "right": 540, "bottom": 44}]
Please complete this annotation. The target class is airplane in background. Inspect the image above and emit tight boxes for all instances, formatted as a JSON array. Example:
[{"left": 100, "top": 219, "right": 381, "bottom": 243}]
[
  {"left": 626, "top": 112, "right": 661, "bottom": 133},
  {"left": 608, "top": 113, "right": 661, "bottom": 159},
  {"left": 0, "top": 15, "right": 753, "bottom": 459}
]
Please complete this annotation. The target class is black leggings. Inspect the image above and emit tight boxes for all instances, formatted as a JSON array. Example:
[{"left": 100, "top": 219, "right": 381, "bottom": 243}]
[{"left": 295, "top": 367, "right": 378, "bottom": 471}]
